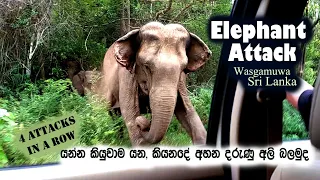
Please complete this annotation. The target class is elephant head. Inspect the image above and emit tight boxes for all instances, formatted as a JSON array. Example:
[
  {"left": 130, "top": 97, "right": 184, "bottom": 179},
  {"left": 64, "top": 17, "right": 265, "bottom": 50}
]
[
  {"left": 72, "top": 71, "right": 86, "bottom": 96},
  {"left": 72, "top": 70, "right": 99, "bottom": 96},
  {"left": 114, "top": 22, "right": 212, "bottom": 144},
  {"left": 62, "top": 60, "right": 81, "bottom": 80}
]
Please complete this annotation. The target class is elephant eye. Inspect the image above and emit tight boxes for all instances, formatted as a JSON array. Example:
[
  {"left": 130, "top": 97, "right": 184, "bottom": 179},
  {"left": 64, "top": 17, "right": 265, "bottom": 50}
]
[
  {"left": 145, "top": 66, "right": 151, "bottom": 73},
  {"left": 145, "top": 33, "right": 160, "bottom": 42}
]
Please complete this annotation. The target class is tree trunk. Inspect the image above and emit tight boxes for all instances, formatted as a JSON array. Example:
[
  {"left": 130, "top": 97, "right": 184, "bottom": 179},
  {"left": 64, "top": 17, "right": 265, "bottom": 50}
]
[
  {"left": 121, "top": 0, "right": 125, "bottom": 36},
  {"left": 127, "top": 0, "right": 130, "bottom": 32},
  {"left": 298, "top": 43, "right": 306, "bottom": 77},
  {"left": 297, "top": 2, "right": 309, "bottom": 78},
  {"left": 39, "top": 51, "right": 45, "bottom": 80}
]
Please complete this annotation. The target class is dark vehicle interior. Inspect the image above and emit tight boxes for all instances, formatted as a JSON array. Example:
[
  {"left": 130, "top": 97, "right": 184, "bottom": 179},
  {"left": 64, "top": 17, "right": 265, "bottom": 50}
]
[
  {"left": 1, "top": 0, "right": 320, "bottom": 179},
  {"left": 207, "top": 0, "right": 316, "bottom": 179}
]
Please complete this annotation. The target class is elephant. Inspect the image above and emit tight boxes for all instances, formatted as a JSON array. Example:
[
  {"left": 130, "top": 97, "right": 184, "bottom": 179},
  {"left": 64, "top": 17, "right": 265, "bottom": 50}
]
[
  {"left": 62, "top": 60, "right": 82, "bottom": 80},
  {"left": 72, "top": 70, "right": 100, "bottom": 96},
  {"left": 92, "top": 21, "right": 212, "bottom": 146}
]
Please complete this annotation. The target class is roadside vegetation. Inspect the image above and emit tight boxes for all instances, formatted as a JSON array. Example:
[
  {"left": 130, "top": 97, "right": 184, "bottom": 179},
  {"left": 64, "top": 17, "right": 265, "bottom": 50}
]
[{"left": 1, "top": 0, "right": 319, "bottom": 167}]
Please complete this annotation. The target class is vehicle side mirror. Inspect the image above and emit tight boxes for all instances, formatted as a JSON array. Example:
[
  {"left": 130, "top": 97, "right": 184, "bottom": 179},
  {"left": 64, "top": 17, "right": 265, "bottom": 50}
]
[{"left": 309, "top": 75, "right": 320, "bottom": 149}]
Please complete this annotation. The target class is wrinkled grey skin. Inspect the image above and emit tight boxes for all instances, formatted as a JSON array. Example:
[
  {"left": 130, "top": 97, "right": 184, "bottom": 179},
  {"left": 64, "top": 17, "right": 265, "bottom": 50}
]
[{"left": 93, "top": 21, "right": 212, "bottom": 146}]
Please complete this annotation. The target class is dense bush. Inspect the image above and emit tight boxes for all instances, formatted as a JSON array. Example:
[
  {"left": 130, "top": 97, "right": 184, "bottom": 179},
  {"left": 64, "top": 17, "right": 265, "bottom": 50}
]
[
  {"left": 0, "top": 80, "right": 126, "bottom": 167},
  {"left": 0, "top": 79, "right": 212, "bottom": 167},
  {"left": 282, "top": 101, "right": 309, "bottom": 140}
]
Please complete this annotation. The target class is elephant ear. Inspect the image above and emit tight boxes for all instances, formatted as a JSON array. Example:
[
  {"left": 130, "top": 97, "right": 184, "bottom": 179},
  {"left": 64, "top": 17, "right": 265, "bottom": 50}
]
[
  {"left": 114, "top": 29, "right": 140, "bottom": 72},
  {"left": 77, "top": 71, "right": 86, "bottom": 82},
  {"left": 72, "top": 71, "right": 86, "bottom": 95},
  {"left": 185, "top": 33, "right": 212, "bottom": 73}
]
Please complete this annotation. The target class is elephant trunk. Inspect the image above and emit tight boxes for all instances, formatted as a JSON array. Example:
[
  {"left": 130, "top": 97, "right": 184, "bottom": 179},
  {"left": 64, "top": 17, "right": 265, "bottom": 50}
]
[
  {"left": 140, "top": 63, "right": 181, "bottom": 144},
  {"left": 141, "top": 86, "right": 178, "bottom": 144}
]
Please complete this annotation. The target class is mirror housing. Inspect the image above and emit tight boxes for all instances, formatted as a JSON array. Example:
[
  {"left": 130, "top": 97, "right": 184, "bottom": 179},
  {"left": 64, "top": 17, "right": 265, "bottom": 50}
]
[{"left": 309, "top": 75, "right": 320, "bottom": 149}]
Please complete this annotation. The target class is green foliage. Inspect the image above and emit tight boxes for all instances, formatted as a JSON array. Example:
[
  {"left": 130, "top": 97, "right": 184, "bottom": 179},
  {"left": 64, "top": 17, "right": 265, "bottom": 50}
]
[
  {"left": 190, "top": 88, "right": 213, "bottom": 129},
  {"left": 0, "top": 79, "right": 127, "bottom": 167},
  {"left": 0, "top": 111, "right": 15, "bottom": 167},
  {"left": 0, "top": 79, "right": 217, "bottom": 166},
  {"left": 0, "top": 108, "right": 59, "bottom": 168},
  {"left": 11, "top": 6, "right": 38, "bottom": 29},
  {"left": 282, "top": 101, "right": 308, "bottom": 140},
  {"left": 49, "top": 0, "right": 116, "bottom": 68},
  {"left": 304, "top": 28, "right": 320, "bottom": 84},
  {"left": 78, "top": 98, "right": 129, "bottom": 146}
]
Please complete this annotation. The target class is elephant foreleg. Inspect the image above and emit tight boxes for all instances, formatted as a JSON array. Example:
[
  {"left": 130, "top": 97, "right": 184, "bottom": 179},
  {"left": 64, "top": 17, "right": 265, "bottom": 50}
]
[
  {"left": 118, "top": 68, "right": 146, "bottom": 146},
  {"left": 174, "top": 73, "right": 207, "bottom": 145},
  {"left": 174, "top": 95, "right": 207, "bottom": 145}
]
